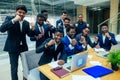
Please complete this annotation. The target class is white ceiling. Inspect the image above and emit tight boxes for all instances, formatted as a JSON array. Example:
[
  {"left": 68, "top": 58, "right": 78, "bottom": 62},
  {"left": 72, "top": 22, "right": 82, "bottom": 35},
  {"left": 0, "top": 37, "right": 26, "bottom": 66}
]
[
  {"left": 41, "top": 0, "right": 110, "bottom": 6},
  {"left": 70, "top": 0, "right": 110, "bottom": 6}
]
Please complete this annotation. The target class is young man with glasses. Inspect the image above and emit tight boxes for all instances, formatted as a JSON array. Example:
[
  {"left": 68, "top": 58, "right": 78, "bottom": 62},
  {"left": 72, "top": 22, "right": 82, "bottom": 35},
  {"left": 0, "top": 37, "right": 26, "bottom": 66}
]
[{"left": 62, "top": 26, "right": 86, "bottom": 57}]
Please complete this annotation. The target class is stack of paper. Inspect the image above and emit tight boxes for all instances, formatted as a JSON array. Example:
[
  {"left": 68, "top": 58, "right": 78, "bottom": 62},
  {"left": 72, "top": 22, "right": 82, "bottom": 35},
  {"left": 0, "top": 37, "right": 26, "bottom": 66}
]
[
  {"left": 48, "top": 61, "right": 59, "bottom": 68},
  {"left": 90, "top": 61, "right": 102, "bottom": 66},
  {"left": 72, "top": 75, "right": 101, "bottom": 80}
]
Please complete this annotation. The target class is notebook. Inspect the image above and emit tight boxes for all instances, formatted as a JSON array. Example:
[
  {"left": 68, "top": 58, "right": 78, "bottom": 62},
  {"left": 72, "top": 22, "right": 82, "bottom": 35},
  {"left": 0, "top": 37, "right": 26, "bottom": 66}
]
[
  {"left": 51, "top": 67, "right": 69, "bottom": 78},
  {"left": 82, "top": 65, "right": 113, "bottom": 78}
]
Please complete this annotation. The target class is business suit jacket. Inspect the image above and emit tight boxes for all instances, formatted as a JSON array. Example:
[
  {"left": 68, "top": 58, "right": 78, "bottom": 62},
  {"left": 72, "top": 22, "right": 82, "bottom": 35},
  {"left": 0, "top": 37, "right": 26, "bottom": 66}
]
[
  {"left": 0, "top": 16, "right": 34, "bottom": 53},
  {"left": 75, "top": 33, "right": 96, "bottom": 49},
  {"left": 30, "top": 23, "right": 53, "bottom": 48},
  {"left": 62, "top": 36, "right": 84, "bottom": 56},
  {"left": 97, "top": 32, "right": 118, "bottom": 51},
  {"left": 36, "top": 38, "right": 67, "bottom": 66},
  {"left": 56, "top": 19, "right": 64, "bottom": 30},
  {"left": 74, "top": 21, "right": 87, "bottom": 35}
]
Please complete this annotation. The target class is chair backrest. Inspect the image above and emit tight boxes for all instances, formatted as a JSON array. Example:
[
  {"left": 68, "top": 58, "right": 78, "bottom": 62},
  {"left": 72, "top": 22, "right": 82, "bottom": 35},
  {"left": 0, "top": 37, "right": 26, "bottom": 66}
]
[{"left": 20, "top": 50, "right": 43, "bottom": 78}]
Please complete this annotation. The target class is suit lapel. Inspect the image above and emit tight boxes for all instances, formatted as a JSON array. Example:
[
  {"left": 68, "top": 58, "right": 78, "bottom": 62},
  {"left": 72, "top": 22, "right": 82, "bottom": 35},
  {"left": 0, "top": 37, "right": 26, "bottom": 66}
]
[
  {"left": 35, "top": 24, "right": 40, "bottom": 34},
  {"left": 22, "top": 21, "right": 26, "bottom": 33},
  {"left": 100, "top": 34, "right": 104, "bottom": 45},
  {"left": 104, "top": 36, "right": 109, "bottom": 45},
  {"left": 66, "top": 36, "right": 71, "bottom": 44},
  {"left": 16, "top": 22, "right": 21, "bottom": 32}
]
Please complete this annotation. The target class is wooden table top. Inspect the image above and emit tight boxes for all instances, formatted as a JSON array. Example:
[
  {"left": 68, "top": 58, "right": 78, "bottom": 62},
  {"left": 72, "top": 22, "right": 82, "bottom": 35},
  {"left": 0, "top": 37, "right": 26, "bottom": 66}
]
[{"left": 38, "top": 48, "right": 120, "bottom": 80}]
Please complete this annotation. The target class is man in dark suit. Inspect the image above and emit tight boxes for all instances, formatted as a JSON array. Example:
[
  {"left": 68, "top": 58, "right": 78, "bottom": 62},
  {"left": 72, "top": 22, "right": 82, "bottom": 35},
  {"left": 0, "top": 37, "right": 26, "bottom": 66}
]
[
  {"left": 41, "top": 9, "right": 55, "bottom": 38},
  {"left": 75, "top": 27, "right": 96, "bottom": 50},
  {"left": 0, "top": 5, "right": 35, "bottom": 80},
  {"left": 95, "top": 24, "right": 118, "bottom": 51},
  {"left": 56, "top": 11, "right": 67, "bottom": 30},
  {"left": 36, "top": 30, "right": 66, "bottom": 80},
  {"left": 74, "top": 14, "right": 87, "bottom": 35},
  {"left": 57, "top": 17, "right": 71, "bottom": 36},
  {"left": 62, "top": 26, "right": 86, "bottom": 57},
  {"left": 30, "top": 14, "right": 54, "bottom": 48}
]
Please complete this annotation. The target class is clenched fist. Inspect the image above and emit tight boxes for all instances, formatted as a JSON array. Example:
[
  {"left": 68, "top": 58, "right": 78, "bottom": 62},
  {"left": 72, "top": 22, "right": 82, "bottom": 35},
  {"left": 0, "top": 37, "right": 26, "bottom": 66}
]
[{"left": 12, "top": 15, "right": 22, "bottom": 23}]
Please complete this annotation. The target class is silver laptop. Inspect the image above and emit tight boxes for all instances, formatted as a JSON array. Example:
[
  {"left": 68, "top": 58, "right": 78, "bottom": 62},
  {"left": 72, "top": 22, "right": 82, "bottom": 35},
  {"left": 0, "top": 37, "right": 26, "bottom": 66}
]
[
  {"left": 63, "top": 52, "right": 88, "bottom": 72},
  {"left": 110, "top": 43, "right": 120, "bottom": 51},
  {"left": 95, "top": 44, "right": 120, "bottom": 58},
  {"left": 96, "top": 51, "right": 109, "bottom": 58}
]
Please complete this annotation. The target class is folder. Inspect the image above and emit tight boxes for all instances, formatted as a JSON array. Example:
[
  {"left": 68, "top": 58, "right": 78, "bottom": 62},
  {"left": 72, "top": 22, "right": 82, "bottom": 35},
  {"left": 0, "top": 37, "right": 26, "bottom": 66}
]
[
  {"left": 82, "top": 65, "right": 113, "bottom": 78},
  {"left": 51, "top": 67, "right": 69, "bottom": 78}
]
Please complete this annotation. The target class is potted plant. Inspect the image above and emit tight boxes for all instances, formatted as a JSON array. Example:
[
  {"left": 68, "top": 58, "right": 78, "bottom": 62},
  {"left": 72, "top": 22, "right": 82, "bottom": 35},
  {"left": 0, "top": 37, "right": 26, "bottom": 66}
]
[{"left": 107, "top": 50, "right": 120, "bottom": 71}]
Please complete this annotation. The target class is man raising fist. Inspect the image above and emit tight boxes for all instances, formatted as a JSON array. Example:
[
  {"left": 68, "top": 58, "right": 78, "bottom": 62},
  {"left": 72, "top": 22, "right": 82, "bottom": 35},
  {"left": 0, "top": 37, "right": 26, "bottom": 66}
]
[{"left": 0, "top": 5, "right": 35, "bottom": 80}]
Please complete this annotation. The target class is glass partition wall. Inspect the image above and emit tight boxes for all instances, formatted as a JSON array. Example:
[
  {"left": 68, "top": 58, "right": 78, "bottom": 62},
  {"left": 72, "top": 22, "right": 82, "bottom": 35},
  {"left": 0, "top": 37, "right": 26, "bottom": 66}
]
[{"left": 0, "top": 0, "right": 77, "bottom": 54}]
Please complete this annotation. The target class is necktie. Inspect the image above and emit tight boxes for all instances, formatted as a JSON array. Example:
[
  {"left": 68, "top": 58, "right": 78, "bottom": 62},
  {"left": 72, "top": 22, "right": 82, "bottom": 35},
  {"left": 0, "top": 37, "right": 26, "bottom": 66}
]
[{"left": 40, "top": 26, "right": 44, "bottom": 34}]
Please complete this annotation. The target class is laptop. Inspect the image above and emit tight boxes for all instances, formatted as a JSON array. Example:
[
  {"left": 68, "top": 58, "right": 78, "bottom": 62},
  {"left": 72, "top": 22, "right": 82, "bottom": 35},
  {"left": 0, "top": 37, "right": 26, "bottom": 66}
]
[
  {"left": 96, "top": 51, "right": 109, "bottom": 58},
  {"left": 63, "top": 52, "right": 88, "bottom": 72},
  {"left": 110, "top": 43, "right": 120, "bottom": 51},
  {"left": 95, "top": 44, "right": 120, "bottom": 58}
]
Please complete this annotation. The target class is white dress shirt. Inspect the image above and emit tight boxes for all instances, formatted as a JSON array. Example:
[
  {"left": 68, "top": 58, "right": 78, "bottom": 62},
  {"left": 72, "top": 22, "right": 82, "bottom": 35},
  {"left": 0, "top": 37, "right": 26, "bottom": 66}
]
[
  {"left": 102, "top": 35, "right": 106, "bottom": 44},
  {"left": 67, "top": 35, "right": 74, "bottom": 50}
]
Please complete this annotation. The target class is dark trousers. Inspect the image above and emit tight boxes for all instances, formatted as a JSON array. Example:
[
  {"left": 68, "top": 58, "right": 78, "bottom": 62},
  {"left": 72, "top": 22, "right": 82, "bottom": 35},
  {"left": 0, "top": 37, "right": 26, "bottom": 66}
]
[
  {"left": 9, "top": 52, "right": 20, "bottom": 80},
  {"left": 40, "top": 72, "right": 49, "bottom": 80}
]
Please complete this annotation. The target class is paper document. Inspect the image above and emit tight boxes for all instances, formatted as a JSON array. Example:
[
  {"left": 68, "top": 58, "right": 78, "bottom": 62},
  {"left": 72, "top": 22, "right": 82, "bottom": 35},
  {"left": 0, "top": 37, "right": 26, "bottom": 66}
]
[
  {"left": 90, "top": 61, "right": 102, "bottom": 66},
  {"left": 72, "top": 75, "right": 101, "bottom": 80},
  {"left": 94, "top": 48, "right": 105, "bottom": 52},
  {"left": 48, "top": 61, "right": 60, "bottom": 68}
]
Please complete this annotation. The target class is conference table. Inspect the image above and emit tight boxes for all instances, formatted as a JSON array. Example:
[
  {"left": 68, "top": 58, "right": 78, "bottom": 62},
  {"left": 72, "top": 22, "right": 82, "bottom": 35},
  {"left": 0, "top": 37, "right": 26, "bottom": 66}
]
[{"left": 38, "top": 48, "right": 120, "bottom": 80}]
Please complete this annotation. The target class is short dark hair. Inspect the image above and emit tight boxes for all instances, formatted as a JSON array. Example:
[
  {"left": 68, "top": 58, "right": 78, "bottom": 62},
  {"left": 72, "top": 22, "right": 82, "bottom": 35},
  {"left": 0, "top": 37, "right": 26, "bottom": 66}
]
[
  {"left": 63, "top": 17, "right": 70, "bottom": 21},
  {"left": 16, "top": 5, "right": 27, "bottom": 13},
  {"left": 55, "top": 29, "right": 63, "bottom": 34},
  {"left": 100, "top": 23, "right": 108, "bottom": 28},
  {"left": 41, "top": 9, "right": 48, "bottom": 14},
  {"left": 37, "top": 14, "right": 45, "bottom": 19},
  {"left": 78, "top": 14, "right": 83, "bottom": 17},
  {"left": 61, "top": 10, "right": 67, "bottom": 15},
  {"left": 66, "top": 26, "right": 75, "bottom": 32},
  {"left": 83, "top": 27, "right": 90, "bottom": 30}
]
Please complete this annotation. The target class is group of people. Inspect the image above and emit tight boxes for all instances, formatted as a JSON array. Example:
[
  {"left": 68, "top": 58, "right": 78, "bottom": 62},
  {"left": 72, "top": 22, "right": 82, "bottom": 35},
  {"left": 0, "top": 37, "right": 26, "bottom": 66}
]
[{"left": 0, "top": 5, "right": 118, "bottom": 80}]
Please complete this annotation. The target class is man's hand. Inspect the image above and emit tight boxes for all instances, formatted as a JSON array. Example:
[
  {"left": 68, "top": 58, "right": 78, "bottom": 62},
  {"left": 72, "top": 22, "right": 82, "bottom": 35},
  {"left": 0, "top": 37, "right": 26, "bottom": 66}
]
[
  {"left": 36, "top": 34, "right": 44, "bottom": 40},
  {"left": 82, "top": 40, "right": 87, "bottom": 47},
  {"left": 30, "top": 23, "right": 35, "bottom": 31},
  {"left": 58, "top": 23, "right": 61, "bottom": 27},
  {"left": 94, "top": 36, "right": 98, "bottom": 42},
  {"left": 80, "top": 36, "right": 85, "bottom": 42},
  {"left": 105, "top": 32, "right": 111, "bottom": 39},
  {"left": 95, "top": 45, "right": 100, "bottom": 49},
  {"left": 57, "top": 60, "right": 65, "bottom": 66},
  {"left": 12, "top": 15, "right": 21, "bottom": 23},
  {"left": 75, "top": 23, "right": 78, "bottom": 27},
  {"left": 71, "top": 39, "right": 77, "bottom": 46},
  {"left": 47, "top": 39, "right": 56, "bottom": 47},
  {"left": 46, "top": 21, "right": 53, "bottom": 27}
]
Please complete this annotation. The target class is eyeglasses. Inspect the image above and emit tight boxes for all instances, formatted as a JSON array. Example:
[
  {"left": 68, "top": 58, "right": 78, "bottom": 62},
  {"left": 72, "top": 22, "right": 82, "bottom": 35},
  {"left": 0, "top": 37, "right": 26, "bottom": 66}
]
[{"left": 70, "top": 32, "right": 76, "bottom": 34}]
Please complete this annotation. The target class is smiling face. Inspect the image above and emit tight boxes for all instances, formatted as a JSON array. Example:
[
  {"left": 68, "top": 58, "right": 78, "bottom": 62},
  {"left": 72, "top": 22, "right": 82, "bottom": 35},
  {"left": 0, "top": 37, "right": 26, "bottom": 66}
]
[
  {"left": 101, "top": 25, "right": 108, "bottom": 34},
  {"left": 61, "top": 13, "right": 67, "bottom": 20},
  {"left": 67, "top": 28, "right": 76, "bottom": 39},
  {"left": 16, "top": 9, "right": 26, "bottom": 20},
  {"left": 64, "top": 19, "right": 70, "bottom": 27},
  {"left": 54, "top": 32, "right": 63, "bottom": 44},
  {"left": 82, "top": 28, "right": 90, "bottom": 36},
  {"left": 78, "top": 14, "right": 83, "bottom": 22},
  {"left": 37, "top": 17, "right": 45, "bottom": 26}
]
